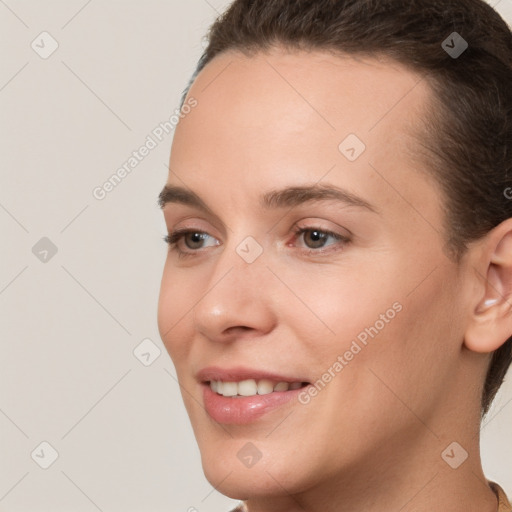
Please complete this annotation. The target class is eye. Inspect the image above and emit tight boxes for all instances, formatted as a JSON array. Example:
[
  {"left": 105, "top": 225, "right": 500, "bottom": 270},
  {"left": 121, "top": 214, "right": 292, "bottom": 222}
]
[
  {"left": 163, "top": 229, "right": 219, "bottom": 257},
  {"left": 292, "top": 226, "right": 350, "bottom": 254}
]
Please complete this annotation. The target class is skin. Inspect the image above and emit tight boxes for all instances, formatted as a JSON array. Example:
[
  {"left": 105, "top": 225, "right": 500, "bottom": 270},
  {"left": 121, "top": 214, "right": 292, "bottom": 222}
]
[{"left": 157, "top": 48, "right": 512, "bottom": 512}]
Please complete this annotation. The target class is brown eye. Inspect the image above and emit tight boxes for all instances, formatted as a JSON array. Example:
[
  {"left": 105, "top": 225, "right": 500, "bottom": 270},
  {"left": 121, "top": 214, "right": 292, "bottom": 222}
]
[
  {"left": 183, "top": 232, "right": 209, "bottom": 249},
  {"left": 302, "top": 230, "right": 329, "bottom": 249},
  {"left": 292, "top": 226, "right": 350, "bottom": 255},
  {"left": 164, "top": 229, "right": 219, "bottom": 257}
]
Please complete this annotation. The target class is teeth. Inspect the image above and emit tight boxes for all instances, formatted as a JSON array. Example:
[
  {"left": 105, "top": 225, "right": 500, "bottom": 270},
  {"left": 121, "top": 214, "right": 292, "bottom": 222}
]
[
  {"left": 257, "top": 379, "right": 274, "bottom": 395},
  {"left": 221, "top": 381, "right": 238, "bottom": 397},
  {"left": 238, "top": 379, "right": 257, "bottom": 396},
  {"left": 210, "top": 379, "right": 303, "bottom": 397},
  {"left": 274, "top": 382, "right": 289, "bottom": 392}
]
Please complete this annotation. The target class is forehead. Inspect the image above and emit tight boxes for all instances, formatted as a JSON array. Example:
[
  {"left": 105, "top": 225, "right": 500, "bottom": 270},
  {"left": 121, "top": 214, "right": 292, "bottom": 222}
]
[
  {"left": 186, "top": 48, "right": 428, "bottom": 131},
  {"left": 174, "top": 49, "right": 431, "bottom": 170},
  {"left": 169, "top": 48, "right": 443, "bottom": 234}
]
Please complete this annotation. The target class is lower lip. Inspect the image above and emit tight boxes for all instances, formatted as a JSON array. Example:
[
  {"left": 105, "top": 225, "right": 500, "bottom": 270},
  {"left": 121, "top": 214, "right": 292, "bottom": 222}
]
[{"left": 202, "top": 383, "right": 308, "bottom": 425}]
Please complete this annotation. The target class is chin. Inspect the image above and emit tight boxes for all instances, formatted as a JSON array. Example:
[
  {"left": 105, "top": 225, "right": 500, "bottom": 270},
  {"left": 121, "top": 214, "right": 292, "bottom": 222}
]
[
  {"left": 202, "top": 459, "right": 291, "bottom": 500},
  {"left": 199, "top": 442, "right": 317, "bottom": 501}
]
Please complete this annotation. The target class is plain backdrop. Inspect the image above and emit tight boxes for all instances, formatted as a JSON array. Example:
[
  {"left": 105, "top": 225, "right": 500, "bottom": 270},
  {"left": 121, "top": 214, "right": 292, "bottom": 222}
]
[{"left": 1, "top": 1, "right": 511, "bottom": 511}]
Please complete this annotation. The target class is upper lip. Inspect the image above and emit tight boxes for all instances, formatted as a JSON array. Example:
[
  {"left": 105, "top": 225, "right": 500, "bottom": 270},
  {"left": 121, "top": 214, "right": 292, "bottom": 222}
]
[{"left": 197, "top": 366, "right": 309, "bottom": 384}]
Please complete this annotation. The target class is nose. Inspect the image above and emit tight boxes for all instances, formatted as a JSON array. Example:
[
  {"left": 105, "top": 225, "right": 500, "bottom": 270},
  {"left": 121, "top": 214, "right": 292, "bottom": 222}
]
[{"left": 192, "top": 244, "right": 278, "bottom": 343}]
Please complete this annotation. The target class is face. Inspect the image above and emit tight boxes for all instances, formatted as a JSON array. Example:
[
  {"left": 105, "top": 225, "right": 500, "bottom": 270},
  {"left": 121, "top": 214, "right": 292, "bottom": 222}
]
[{"left": 158, "top": 49, "right": 474, "bottom": 499}]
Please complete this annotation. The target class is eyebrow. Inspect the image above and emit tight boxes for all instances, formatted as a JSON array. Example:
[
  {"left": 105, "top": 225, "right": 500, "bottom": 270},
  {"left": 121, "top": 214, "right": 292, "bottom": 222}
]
[{"left": 158, "top": 183, "right": 378, "bottom": 214}]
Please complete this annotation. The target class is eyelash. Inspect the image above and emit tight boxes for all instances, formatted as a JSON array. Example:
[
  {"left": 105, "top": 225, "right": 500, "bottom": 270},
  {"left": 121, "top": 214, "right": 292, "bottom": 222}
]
[{"left": 163, "top": 226, "right": 350, "bottom": 259}]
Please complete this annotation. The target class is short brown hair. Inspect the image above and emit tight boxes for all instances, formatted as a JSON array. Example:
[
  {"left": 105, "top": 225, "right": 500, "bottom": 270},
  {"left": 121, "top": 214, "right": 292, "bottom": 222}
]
[{"left": 182, "top": 0, "right": 512, "bottom": 415}]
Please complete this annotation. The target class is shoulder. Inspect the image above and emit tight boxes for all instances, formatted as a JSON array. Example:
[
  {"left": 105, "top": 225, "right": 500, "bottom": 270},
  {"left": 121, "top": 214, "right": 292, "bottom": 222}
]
[
  {"left": 489, "top": 481, "right": 512, "bottom": 512},
  {"left": 228, "top": 504, "right": 247, "bottom": 512}
]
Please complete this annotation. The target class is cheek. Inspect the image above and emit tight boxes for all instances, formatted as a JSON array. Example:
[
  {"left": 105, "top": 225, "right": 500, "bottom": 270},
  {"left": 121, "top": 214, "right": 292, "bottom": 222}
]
[
  {"left": 283, "top": 255, "right": 462, "bottom": 402},
  {"left": 387, "top": 265, "right": 464, "bottom": 388},
  {"left": 157, "top": 265, "right": 194, "bottom": 362},
  {"left": 275, "top": 260, "right": 404, "bottom": 351},
  {"left": 328, "top": 261, "right": 464, "bottom": 425}
]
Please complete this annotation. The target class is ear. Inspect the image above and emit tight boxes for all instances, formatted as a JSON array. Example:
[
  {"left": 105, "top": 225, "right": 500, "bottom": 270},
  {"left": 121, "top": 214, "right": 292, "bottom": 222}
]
[{"left": 464, "top": 218, "right": 512, "bottom": 354}]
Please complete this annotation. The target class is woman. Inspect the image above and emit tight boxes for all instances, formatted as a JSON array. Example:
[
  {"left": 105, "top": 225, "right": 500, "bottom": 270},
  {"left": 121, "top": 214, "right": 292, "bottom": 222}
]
[{"left": 158, "top": 0, "right": 512, "bottom": 510}]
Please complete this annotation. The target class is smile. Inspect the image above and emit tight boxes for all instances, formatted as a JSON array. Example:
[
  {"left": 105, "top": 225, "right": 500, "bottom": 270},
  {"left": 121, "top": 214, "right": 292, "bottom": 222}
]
[{"left": 209, "top": 379, "right": 308, "bottom": 397}]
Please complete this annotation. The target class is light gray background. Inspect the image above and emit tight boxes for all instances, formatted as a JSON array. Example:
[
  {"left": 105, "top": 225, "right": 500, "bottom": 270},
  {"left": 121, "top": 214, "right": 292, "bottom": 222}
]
[{"left": 1, "top": 1, "right": 511, "bottom": 511}]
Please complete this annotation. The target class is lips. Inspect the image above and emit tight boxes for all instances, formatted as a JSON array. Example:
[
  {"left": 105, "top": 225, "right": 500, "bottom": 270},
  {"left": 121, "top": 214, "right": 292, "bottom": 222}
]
[{"left": 197, "top": 366, "right": 312, "bottom": 424}]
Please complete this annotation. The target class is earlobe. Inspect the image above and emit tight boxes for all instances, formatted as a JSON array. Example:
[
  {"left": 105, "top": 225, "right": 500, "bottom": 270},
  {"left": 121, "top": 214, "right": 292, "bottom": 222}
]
[
  {"left": 464, "top": 296, "right": 510, "bottom": 354},
  {"left": 464, "top": 220, "right": 512, "bottom": 354}
]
